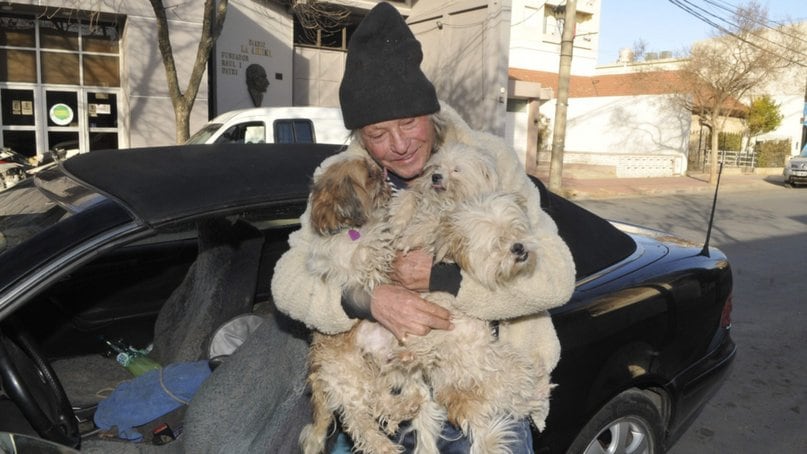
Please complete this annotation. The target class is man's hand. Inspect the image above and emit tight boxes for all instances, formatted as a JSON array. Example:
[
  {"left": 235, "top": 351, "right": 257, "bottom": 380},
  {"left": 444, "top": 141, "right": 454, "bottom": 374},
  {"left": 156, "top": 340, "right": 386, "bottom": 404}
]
[
  {"left": 390, "top": 249, "right": 432, "bottom": 292},
  {"left": 370, "top": 284, "right": 452, "bottom": 342}
]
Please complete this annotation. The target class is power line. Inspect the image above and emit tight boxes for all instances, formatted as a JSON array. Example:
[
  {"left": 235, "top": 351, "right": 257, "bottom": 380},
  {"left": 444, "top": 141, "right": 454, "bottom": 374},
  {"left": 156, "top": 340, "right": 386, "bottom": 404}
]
[
  {"left": 667, "top": 0, "right": 807, "bottom": 67},
  {"left": 701, "top": 0, "right": 807, "bottom": 45}
]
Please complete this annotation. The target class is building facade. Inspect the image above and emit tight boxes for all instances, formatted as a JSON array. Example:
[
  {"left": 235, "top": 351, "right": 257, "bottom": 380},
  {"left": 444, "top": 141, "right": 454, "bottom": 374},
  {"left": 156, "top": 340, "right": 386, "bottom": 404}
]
[{"left": 4, "top": 0, "right": 799, "bottom": 176}]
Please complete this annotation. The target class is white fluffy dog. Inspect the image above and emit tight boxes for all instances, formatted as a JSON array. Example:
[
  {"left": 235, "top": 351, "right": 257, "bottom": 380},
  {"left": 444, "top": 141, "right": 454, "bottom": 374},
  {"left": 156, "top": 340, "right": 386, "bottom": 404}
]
[{"left": 300, "top": 144, "right": 551, "bottom": 454}]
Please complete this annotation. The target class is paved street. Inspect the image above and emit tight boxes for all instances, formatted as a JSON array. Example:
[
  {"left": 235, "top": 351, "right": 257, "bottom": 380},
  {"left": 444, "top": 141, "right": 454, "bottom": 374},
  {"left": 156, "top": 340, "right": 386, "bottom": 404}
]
[{"left": 576, "top": 183, "right": 807, "bottom": 453}]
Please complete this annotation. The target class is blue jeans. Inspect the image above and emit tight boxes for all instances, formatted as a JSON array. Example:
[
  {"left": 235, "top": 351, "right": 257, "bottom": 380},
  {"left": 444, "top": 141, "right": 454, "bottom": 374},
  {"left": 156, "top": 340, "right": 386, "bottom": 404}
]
[{"left": 331, "top": 418, "right": 533, "bottom": 453}]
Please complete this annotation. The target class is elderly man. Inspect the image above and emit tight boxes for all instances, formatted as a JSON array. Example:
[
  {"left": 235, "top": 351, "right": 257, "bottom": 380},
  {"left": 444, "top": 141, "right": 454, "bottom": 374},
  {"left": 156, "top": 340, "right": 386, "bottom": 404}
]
[{"left": 272, "top": 2, "right": 575, "bottom": 452}]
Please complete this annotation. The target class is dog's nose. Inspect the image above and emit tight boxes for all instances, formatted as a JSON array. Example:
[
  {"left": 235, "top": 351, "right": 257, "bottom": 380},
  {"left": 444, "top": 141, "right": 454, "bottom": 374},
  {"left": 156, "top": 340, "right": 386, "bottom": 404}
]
[
  {"left": 511, "top": 243, "right": 529, "bottom": 262},
  {"left": 432, "top": 173, "right": 443, "bottom": 184}
]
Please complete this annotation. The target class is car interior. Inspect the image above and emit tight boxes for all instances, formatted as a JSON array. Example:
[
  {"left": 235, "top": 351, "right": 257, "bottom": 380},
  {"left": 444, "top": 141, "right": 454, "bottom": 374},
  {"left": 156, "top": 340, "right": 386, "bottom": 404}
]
[{"left": 0, "top": 177, "right": 637, "bottom": 452}]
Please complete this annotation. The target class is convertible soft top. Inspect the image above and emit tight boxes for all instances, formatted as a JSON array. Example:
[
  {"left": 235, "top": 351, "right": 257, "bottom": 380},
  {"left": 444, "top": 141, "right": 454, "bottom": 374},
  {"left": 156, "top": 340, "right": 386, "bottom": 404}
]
[
  {"left": 59, "top": 143, "right": 635, "bottom": 280},
  {"left": 61, "top": 143, "right": 342, "bottom": 225}
]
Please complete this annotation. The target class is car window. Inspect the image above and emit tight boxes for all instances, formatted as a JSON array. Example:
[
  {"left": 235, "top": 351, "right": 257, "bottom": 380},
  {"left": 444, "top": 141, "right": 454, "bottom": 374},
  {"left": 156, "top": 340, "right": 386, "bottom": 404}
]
[
  {"left": 0, "top": 179, "right": 70, "bottom": 256},
  {"left": 185, "top": 123, "right": 222, "bottom": 144},
  {"left": 214, "top": 122, "right": 265, "bottom": 144},
  {"left": 243, "top": 124, "right": 266, "bottom": 144},
  {"left": 274, "top": 119, "right": 315, "bottom": 144}
]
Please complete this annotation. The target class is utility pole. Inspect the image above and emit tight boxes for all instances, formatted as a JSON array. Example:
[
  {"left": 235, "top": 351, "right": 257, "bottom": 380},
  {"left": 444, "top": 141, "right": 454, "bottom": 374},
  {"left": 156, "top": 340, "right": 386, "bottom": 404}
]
[
  {"left": 549, "top": 0, "right": 576, "bottom": 194},
  {"left": 802, "top": 76, "right": 807, "bottom": 150}
]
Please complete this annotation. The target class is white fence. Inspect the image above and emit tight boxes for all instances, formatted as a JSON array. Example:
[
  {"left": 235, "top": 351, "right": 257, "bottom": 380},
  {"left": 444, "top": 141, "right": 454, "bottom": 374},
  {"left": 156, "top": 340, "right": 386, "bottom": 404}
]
[{"left": 702, "top": 150, "right": 757, "bottom": 169}]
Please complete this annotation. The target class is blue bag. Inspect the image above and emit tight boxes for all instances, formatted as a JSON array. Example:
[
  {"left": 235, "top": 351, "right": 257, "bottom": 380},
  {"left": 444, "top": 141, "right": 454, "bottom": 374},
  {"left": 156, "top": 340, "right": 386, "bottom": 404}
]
[{"left": 94, "top": 360, "right": 211, "bottom": 441}]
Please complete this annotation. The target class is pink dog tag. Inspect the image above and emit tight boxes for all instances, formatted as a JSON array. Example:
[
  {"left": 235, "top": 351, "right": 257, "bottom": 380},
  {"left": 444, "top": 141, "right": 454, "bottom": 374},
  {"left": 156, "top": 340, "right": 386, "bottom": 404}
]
[{"left": 348, "top": 229, "right": 361, "bottom": 241}]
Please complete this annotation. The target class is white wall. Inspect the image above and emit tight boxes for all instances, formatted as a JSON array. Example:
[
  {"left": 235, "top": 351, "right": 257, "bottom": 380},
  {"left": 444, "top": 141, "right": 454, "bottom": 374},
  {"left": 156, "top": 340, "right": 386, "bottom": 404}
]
[
  {"left": 293, "top": 47, "right": 345, "bottom": 108},
  {"left": 505, "top": 110, "right": 530, "bottom": 167},
  {"left": 122, "top": 15, "right": 210, "bottom": 147},
  {"left": 214, "top": 0, "right": 293, "bottom": 114},
  {"left": 755, "top": 94, "right": 806, "bottom": 155},
  {"left": 724, "top": 22, "right": 807, "bottom": 156},
  {"left": 410, "top": 0, "right": 511, "bottom": 135},
  {"left": 508, "top": 0, "right": 600, "bottom": 75},
  {"left": 538, "top": 94, "right": 691, "bottom": 175},
  {"left": 751, "top": 56, "right": 807, "bottom": 155}
]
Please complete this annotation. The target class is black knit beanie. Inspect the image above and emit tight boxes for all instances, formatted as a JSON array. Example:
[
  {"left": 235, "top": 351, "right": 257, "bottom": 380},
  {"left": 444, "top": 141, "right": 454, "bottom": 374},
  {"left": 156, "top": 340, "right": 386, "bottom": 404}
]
[{"left": 339, "top": 2, "right": 440, "bottom": 130}]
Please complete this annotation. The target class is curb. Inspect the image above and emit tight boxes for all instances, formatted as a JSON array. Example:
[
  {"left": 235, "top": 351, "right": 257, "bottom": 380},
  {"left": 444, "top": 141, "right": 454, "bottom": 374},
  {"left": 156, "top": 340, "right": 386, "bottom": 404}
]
[{"left": 550, "top": 174, "right": 787, "bottom": 201}]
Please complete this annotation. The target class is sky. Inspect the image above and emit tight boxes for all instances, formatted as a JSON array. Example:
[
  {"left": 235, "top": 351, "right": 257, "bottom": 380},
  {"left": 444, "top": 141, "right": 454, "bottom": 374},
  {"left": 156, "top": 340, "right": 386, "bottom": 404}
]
[{"left": 597, "top": 0, "right": 806, "bottom": 65}]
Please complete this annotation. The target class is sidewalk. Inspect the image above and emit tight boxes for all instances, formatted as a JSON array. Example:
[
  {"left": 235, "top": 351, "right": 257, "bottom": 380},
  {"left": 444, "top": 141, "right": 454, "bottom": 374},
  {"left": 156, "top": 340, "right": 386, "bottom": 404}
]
[{"left": 530, "top": 165, "right": 787, "bottom": 200}]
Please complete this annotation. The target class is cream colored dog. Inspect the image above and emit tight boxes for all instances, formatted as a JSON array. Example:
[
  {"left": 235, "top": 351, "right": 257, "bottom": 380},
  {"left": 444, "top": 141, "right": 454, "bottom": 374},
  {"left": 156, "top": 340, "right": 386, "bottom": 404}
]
[{"left": 301, "top": 145, "right": 552, "bottom": 454}]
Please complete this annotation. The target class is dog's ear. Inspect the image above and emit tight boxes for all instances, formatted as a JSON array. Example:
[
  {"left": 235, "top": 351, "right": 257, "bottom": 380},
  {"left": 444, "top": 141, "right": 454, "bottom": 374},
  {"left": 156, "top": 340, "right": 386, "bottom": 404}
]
[
  {"left": 362, "top": 159, "right": 391, "bottom": 209},
  {"left": 512, "top": 192, "right": 529, "bottom": 213},
  {"left": 310, "top": 172, "right": 341, "bottom": 236},
  {"left": 473, "top": 151, "right": 499, "bottom": 190},
  {"left": 310, "top": 161, "right": 369, "bottom": 235},
  {"left": 434, "top": 218, "right": 467, "bottom": 267}
]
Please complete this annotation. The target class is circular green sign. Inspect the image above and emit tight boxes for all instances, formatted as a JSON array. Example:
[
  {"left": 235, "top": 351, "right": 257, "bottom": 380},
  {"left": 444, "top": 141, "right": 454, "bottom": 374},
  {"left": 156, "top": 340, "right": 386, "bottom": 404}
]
[{"left": 49, "top": 103, "right": 74, "bottom": 126}]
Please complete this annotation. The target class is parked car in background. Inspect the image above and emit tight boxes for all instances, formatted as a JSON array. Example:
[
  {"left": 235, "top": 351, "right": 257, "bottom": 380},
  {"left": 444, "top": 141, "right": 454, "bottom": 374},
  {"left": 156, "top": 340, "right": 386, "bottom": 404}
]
[
  {"left": 185, "top": 106, "right": 350, "bottom": 146},
  {"left": 784, "top": 144, "right": 807, "bottom": 187},
  {"left": 0, "top": 144, "right": 735, "bottom": 453},
  {"left": 0, "top": 148, "right": 48, "bottom": 190},
  {"left": 0, "top": 161, "right": 26, "bottom": 190}
]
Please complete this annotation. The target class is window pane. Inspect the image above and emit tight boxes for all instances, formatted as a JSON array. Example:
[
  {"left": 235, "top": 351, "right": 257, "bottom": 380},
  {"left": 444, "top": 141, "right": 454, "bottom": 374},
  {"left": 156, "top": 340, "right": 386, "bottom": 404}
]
[
  {"left": 83, "top": 54, "right": 120, "bottom": 87},
  {"left": 2, "top": 130, "right": 37, "bottom": 158},
  {"left": 41, "top": 51, "right": 80, "bottom": 85},
  {"left": 244, "top": 124, "right": 266, "bottom": 143},
  {"left": 89, "top": 132, "right": 118, "bottom": 151},
  {"left": 0, "top": 49, "right": 36, "bottom": 83},
  {"left": 48, "top": 131, "right": 79, "bottom": 159},
  {"left": 0, "top": 14, "right": 35, "bottom": 47},
  {"left": 40, "top": 18, "right": 80, "bottom": 51},
  {"left": 87, "top": 92, "right": 117, "bottom": 128},
  {"left": 46, "top": 91, "right": 78, "bottom": 127},
  {"left": 274, "top": 122, "right": 294, "bottom": 143},
  {"left": 320, "top": 29, "right": 343, "bottom": 49},
  {"left": 1, "top": 89, "right": 35, "bottom": 126},
  {"left": 292, "top": 120, "right": 314, "bottom": 143},
  {"left": 82, "top": 22, "right": 121, "bottom": 53}
]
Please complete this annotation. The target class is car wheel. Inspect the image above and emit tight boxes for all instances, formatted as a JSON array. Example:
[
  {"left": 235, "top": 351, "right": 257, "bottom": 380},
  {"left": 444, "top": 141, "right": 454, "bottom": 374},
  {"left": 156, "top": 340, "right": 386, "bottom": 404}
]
[
  {"left": 0, "top": 322, "right": 80, "bottom": 449},
  {"left": 566, "top": 389, "right": 663, "bottom": 454}
]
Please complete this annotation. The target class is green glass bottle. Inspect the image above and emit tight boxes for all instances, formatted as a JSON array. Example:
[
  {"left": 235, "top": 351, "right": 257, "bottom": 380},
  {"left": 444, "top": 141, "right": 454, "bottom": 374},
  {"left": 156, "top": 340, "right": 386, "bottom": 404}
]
[{"left": 104, "top": 339, "right": 161, "bottom": 377}]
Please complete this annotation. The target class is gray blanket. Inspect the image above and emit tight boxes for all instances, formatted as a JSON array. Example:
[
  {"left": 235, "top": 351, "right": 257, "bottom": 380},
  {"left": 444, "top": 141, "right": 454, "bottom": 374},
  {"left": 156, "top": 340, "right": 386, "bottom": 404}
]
[{"left": 180, "top": 310, "right": 312, "bottom": 453}]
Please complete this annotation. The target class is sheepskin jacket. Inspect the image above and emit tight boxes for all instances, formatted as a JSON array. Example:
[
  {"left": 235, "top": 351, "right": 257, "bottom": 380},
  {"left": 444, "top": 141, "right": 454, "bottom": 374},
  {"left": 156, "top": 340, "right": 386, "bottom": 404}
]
[{"left": 271, "top": 102, "right": 576, "bottom": 380}]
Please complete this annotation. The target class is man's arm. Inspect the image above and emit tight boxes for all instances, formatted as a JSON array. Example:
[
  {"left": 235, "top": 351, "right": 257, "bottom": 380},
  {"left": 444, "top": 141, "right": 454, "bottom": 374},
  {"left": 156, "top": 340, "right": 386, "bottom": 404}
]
[{"left": 271, "top": 223, "right": 357, "bottom": 334}]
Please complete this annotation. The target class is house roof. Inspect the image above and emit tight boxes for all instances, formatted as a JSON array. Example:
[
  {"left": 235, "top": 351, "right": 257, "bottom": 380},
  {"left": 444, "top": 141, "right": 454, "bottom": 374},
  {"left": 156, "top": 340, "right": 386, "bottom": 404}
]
[
  {"left": 509, "top": 67, "right": 747, "bottom": 115},
  {"left": 508, "top": 68, "right": 687, "bottom": 97}
]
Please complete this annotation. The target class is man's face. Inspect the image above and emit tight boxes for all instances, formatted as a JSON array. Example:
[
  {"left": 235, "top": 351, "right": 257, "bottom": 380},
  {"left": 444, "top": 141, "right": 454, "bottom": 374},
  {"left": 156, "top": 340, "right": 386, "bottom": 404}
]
[
  {"left": 252, "top": 73, "right": 269, "bottom": 92},
  {"left": 360, "top": 116, "right": 434, "bottom": 180}
]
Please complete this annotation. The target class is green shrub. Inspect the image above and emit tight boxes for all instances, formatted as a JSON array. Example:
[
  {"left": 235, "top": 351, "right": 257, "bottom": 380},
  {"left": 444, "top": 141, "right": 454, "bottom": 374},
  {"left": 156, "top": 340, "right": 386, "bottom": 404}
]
[
  {"left": 755, "top": 139, "right": 791, "bottom": 167},
  {"left": 718, "top": 132, "right": 743, "bottom": 151}
]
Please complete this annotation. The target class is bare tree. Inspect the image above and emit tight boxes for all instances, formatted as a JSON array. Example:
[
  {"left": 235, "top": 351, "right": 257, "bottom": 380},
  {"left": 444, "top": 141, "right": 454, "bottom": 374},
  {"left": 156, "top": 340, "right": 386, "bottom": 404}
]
[
  {"left": 631, "top": 38, "right": 648, "bottom": 62},
  {"left": 149, "top": 0, "right": 228, "bottom": 144},
  {"left": 678, "top": 1, "right": 805, "bottom": 183}
]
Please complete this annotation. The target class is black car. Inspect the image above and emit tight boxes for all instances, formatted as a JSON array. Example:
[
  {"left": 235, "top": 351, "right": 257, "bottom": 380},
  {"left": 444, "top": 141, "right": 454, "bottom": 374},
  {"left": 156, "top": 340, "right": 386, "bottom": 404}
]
[{"left": 0, "top": 144, "right": 734, "bottom": 453}]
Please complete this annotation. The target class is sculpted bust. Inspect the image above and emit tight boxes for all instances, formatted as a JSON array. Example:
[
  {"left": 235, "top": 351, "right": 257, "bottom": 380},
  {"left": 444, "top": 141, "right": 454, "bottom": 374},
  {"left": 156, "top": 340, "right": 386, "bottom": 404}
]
[{"left": 246, "top": 64, "right": 269, "bottom": 107}]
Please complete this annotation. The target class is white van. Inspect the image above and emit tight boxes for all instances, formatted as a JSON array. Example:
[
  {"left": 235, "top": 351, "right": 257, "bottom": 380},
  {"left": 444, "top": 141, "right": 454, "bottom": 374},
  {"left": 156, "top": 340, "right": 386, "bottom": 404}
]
[{"left": 185, "top": 106, "right": 350, "bottom": 146}]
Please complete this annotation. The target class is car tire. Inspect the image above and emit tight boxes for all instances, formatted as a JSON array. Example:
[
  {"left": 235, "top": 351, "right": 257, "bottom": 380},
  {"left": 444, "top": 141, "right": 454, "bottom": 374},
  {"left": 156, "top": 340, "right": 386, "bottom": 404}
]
[{"left": 565, "top": 389, "right": 664, "bottom": 454}]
